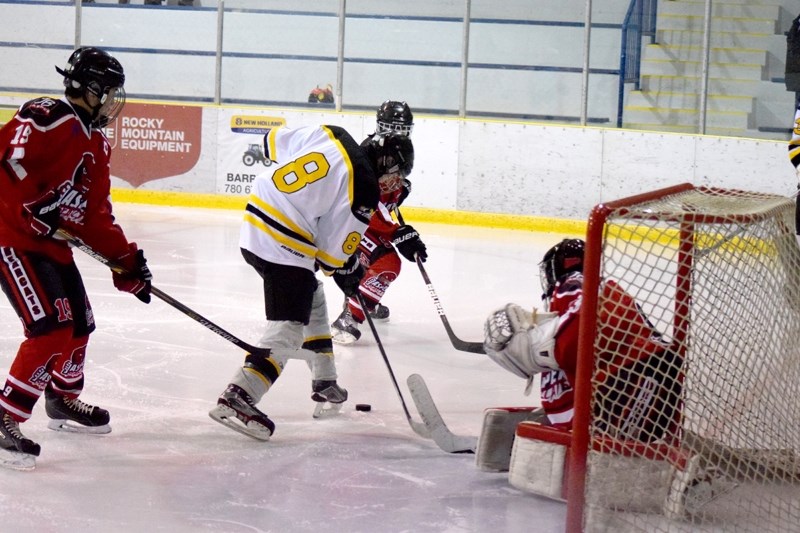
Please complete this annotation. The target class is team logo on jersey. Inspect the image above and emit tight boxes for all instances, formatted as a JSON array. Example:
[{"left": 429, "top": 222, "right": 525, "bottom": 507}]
[
  {"left": 29, "top": 98, "right": 58, "bottom": 116},
  {"left": 362, "top": 275, "right": 389, "bottom": 293},
  {"left": 58, "top": 169, "right": 89, "bottom": 225},
  {"left": 58, "top": 360, "right": 84, "bottom": 380},
  {"left": 540, "top": 370, "right": 572, "bottom": 403},
  {"left": 29, "top": 366, "right": 52, "bottom": 391}
]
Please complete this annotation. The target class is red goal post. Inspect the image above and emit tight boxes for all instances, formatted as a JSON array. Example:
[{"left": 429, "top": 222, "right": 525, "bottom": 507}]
[{"left": 552, "top": 183, "right": 800, "bottom": 532}]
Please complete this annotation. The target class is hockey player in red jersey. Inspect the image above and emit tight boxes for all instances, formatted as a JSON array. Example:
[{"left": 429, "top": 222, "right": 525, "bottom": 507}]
[
  {"left": 0, "top": 47, "right": 152, "bottom": 469},
  {"left": 477, "top": 238, "right": 681, "bottom": 471},
  {"left": 330, "top": 101, "right": 427, "bottom": 344}
]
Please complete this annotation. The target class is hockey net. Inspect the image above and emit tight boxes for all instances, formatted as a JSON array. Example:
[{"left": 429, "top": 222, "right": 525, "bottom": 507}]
[{"left": 566, "top": 184, "right": 800, "bottom": 532}]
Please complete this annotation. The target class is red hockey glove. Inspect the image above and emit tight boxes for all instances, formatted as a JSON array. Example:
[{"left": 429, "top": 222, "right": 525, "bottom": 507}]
[
  {"left": 332, "top": 254, "right": 365, "bottom": 297},
  {"left": 392, "top": 224, "right": 427, "bottom": 262},
  {"left": 113, "top": 244, "right": 153, "bottom": 304},
  {"left": 22, "top": 189, "right": 61, "bottom": 237}
]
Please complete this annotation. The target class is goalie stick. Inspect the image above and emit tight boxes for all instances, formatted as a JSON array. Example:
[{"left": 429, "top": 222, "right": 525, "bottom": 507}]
[
  {"left": 407, "top": 373, "right": 477, "bottom": 454},
  {"left": 356, "top": 293, "right": 431, "bottom": 439},
  {"left": 394, "top": 210, "right": 485, "bottom": 354},
  {"left": 57, "top": 230, "right": 270, "bottom": 358}
]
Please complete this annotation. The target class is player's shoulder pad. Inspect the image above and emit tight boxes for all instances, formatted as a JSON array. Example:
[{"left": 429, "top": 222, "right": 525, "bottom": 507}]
[
  {"left": 359, "top": 132, "right": 376, "bottom": 149},
  {"left": 327, "top": 125, "right": 379, "bottom": 222},
  {"left": 16, "top": 98, "right": 75, "bottom": 128}
]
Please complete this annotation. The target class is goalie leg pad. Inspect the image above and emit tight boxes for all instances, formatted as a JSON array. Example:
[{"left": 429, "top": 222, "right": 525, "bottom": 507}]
[
  {"left": 508, "top": 422, "right": 569, "bottom": 500},
  {"left": 663, "top": 454, "right": 739, "bottom": 520},
  {"left": 476, "top": 407, "right": 544, "bottom": 472}
]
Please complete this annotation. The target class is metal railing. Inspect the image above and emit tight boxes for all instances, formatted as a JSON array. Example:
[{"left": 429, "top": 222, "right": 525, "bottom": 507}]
[{"left": 616, "top": 0, "right": 658, "bottom": 127}]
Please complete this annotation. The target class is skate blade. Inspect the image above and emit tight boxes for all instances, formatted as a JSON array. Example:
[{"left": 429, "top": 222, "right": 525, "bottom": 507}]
[
  {"left": 0, "top": 448, "right": 36, "bottom": 471},
  {"left": 331, "top": 330, "right": 358, "bottom": 345},
  {"left": 47, "top": 418, "right": 111, "bottom": 434},
  {"left": 312, "top": 401, "right": 343, "bottom": 419},
  {"left": 208, "top": 405, "right": 272, "bottom": 441}
]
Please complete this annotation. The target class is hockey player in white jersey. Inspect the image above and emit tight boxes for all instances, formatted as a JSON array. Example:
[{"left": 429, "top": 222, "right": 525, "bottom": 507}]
[{"left": 209, "top": 124, "right": 414, "bottom": 441}]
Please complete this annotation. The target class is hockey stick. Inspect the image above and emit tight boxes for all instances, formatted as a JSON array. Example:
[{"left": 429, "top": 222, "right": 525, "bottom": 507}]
[
  {"left": 356, "top": 293, "right": 431, "bottom": 439},
  {"left": 407, "top": 373, "right": 477, "bottom": 454},
  {"left": 57, "top": 230, "right": 270, "bottom": 358},
  {"left": 394, "top": 210, "right": 485, "bottom": 354}
]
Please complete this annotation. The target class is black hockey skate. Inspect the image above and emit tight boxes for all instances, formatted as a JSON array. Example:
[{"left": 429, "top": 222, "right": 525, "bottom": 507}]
[
  {"left": 368, "top": 303, "right": 390, "bottom": 321},
  {"left": 311, "top": 379, "right": 348, "bottom": 418},
  {"left": 331, "top": 308, "right": 361, "bottom": 345},
  {"left": 45, "top": 390, "right": 111, "bottom": 434},
  {"left": 0, "top": 408, "right": 40, "bottom": 471},
  {"left": 209, "top": 384, "right": 275, "bottom": 441}
]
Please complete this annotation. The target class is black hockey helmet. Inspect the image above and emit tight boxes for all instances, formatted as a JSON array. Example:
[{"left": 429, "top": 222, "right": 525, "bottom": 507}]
[
  {"left": 376, "top": 100, "right": 414, "bottom": 137},
  {"left": 367, "top": 132, "right": 414, "bottom": 178},
  {"left": 56, "top": 47, "right": 126, "bottom": 126},
  {"left": 539, "top": 238, "right": 585, "bottom": 298}
]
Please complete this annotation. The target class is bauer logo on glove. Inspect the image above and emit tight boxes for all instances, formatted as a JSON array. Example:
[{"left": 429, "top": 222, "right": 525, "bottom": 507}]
[{"left": 392, "top": 224, "right": 427, "bottom": 262}]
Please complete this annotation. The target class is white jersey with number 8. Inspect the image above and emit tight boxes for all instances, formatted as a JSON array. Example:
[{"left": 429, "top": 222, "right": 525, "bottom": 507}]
[{"left": 240, "top": 125, "right": 378, "bottom": 273}]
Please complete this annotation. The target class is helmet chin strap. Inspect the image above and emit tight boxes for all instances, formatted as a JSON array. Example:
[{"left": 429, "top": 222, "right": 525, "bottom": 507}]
[{"left": 81, "top": 89, "right": 105, "bottom": 124}]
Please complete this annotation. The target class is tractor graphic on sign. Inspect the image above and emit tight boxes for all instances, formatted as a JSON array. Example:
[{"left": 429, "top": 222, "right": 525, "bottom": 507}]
[{"left": 242, "top": 143, "right": 272, "bottom": 167}]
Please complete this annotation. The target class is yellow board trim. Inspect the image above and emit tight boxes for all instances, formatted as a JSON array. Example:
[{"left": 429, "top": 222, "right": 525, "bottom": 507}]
[
  {"left": 0, "top": 107, "right": 18, "bottom": 126},
  {"left": 110, "top": 188, "right": 586, "bottom": 234}
]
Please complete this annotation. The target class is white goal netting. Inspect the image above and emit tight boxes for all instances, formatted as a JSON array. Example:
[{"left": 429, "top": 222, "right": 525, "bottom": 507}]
[{"left": 574, "top": 185, "right": 800, "bottom": 533}]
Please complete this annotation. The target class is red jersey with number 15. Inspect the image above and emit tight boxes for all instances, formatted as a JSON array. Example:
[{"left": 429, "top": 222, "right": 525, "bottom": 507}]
[{"left": 0, "top": 97, "right": 133, "bottom": 264}]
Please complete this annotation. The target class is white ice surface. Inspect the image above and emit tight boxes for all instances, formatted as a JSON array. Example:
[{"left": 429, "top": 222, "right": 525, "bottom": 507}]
[{"left": 0, "top": 204, "right": 570, "bottom": 533}]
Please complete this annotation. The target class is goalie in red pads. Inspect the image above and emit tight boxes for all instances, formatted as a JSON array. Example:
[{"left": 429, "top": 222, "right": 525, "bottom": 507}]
[{"left": 477, "top": 238, "right": 682, "bottom": 477}]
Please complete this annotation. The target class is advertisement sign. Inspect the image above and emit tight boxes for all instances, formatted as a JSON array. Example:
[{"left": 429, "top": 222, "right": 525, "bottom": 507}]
[
  {"left": 216, "top": 112, "right": 286, "bottom": 196},
  {"left": 108, "top": 103, "right": 203, "bottom": 187}
]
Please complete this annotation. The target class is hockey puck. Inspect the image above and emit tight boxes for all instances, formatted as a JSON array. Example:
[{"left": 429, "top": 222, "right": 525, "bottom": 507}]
[{"left": 355, "top": 404, "right": 372, "bottom": 412}]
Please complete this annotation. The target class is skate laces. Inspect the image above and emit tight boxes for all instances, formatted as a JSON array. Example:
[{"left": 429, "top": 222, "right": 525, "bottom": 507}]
[
  {"left": 2, "top": 413, "right": 25, "bottom": 439},
  {"left": 226, "top": 385, "right": 256, "bottom": 408},
  {"left": 340, "top": 310, "right": 357, "bottom": 327},
  {"left": 239, "top": 392, "right": 256, "bottom": 408},
  {"left": 64, "top": 397, "right": 95, "bottom": 415}
]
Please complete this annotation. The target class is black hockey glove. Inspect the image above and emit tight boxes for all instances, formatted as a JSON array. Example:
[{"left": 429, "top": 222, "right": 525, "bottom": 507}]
[
  {"left": 333, "top": 254, "right": 365, "bottom": 298},
  {"left": 392, "top": 224, "right": 427, "bottom": 263},
  {"left": 113, "top": 244, "right": 153, "bottom": 304},
  {"left": 22, "top": 189, "right": 61, "bottom": 237}
]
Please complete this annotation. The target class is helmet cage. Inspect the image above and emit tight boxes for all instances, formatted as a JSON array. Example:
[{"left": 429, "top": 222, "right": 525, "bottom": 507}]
[
  {"left": 376, "top": 100, "right": 414, "bottom": 137},
  {"left": 376, "top": 120, "right": 414, "bottom": 137},
  {"left": 539, "top": 239, "right": 585, "bottom": 298},
  {"left": 378, "top": 172, "right": 403, "bottom": 194},
  {"left": 94, "top": 87, "right": 127, "bottom": 128}
]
